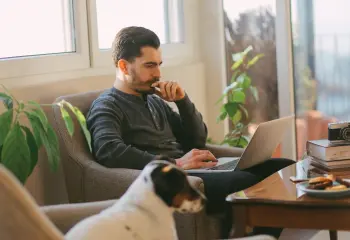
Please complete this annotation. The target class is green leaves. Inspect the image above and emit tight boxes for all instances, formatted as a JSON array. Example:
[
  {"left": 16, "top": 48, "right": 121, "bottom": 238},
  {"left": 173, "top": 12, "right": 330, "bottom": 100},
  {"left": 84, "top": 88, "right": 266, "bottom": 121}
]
[
  {"left": 1, "top": 124, "right": 31, "bottom": 184},
  {"left": 247, "top": 53, "right": 264, "bottom": 68},
  {"left": 232, "top": 91, "right": 246, "bottom": 103},
  {"left": 59, "top": 101, "right": 92, "bottom": 152},
  {"left": 224, "top": 102, "right": 238, "bottom": 118},
  {"left": 24, "top": 111, "right": 60, "bottom": 172},
  {"left": 28, "top": 101, "right": 48, "bottom": 131},
  {"left": 0, "top": 109, "right": 13, "bottom": 147},
  {"left": 42, "top": 125, "right": 60, "bottom": 171},
  {"left": 216, "top": 46, "right": 263, "bottom": 148},
  {"left": 60, "top": 106, "right": 74, "bottom": 137},
  {"left": 21, "top": 126, "right": 38, "bottom": 174},
  {"left": 0, "top": 92, "right": 13, "bottom": 109},
  {"left": 0, "top": 87, "right": 91, "bottom": 184}
]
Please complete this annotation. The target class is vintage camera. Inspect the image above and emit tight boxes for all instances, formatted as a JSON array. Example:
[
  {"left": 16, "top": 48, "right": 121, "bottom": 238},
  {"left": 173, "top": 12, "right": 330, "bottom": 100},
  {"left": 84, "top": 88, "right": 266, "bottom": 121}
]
[{"left": 328, "top": 122, "right": 350, "bottom": 142}]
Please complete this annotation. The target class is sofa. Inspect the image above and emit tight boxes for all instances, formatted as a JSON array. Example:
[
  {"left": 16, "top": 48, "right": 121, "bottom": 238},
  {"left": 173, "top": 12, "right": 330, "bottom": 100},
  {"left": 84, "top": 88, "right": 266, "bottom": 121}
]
[
  {"left": 0, "top": 164, "right": 276, "bottom": 240},
  {"left": 44, "top": 90, "right": 246, "bottom": 239}
]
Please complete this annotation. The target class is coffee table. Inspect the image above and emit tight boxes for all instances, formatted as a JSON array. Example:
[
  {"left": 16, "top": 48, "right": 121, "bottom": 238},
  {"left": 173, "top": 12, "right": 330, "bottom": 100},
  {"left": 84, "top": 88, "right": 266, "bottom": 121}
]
[{"left": 226, "top": 158, "right": 350, "bottom": 240}]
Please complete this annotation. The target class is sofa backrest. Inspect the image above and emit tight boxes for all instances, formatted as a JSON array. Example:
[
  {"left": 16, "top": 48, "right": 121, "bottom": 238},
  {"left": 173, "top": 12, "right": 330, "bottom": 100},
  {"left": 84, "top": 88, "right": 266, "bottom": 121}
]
[{"left": 50, "top": 90, "right": 103, "bottom": 203}]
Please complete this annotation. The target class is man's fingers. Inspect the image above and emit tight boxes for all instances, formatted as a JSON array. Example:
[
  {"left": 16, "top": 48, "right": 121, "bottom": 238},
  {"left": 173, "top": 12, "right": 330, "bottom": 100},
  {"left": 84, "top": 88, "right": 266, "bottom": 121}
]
[
  {"left": 165, "top": 82, "right": 173, "bottom": 100},
  {"left": 170, "top": 82, "right": 178, "bottom": 100},
  {"left": 193, "top": 150, "right": 217, "bottom": 162},
  {"left": 182, "top": 159, "right": 217, "bottom": 170}
]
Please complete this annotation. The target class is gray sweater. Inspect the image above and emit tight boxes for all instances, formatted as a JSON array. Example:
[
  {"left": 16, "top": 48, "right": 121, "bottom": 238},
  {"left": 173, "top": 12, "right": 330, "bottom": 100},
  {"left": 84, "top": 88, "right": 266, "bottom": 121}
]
[{"left": 86, "top": 87, "right": 208, "bottom": 169}]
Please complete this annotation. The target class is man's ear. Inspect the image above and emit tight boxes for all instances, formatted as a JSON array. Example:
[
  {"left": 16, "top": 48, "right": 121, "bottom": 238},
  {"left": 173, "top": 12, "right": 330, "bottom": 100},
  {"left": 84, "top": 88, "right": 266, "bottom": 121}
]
[{"left": 117, "top": 59, "right": 129, "bottom": 75}]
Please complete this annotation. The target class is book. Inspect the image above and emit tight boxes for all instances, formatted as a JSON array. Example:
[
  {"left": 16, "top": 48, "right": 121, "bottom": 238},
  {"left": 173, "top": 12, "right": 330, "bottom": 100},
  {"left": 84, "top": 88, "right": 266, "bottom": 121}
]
[{"left": 306, "top": 139, "right": 350, "bottom": 161}]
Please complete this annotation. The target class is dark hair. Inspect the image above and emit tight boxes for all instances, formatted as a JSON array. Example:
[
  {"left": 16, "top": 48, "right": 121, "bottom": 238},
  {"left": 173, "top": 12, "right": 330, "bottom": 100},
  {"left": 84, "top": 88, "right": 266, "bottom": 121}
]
[{"left": 112, "top": 26, "right": 160, "bottom": 65}]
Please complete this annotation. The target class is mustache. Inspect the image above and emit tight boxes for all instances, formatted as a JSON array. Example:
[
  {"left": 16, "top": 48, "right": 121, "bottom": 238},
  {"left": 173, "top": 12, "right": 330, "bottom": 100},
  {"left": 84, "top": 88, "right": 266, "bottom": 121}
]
[{"left": 149, "top": 78, "right": 160, "bottom": 85}]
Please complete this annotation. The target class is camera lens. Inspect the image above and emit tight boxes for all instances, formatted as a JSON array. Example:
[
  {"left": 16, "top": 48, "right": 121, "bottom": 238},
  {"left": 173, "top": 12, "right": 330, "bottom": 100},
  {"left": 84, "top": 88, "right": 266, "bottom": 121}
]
[{"left": 341, "top": 127, "right": 350, "bottom": 141}]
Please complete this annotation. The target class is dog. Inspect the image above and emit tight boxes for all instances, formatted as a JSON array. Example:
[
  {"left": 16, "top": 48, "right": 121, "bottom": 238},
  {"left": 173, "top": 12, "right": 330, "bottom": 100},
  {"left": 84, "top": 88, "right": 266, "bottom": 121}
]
[{"left": 65, "top": 160, "right": 206, "bottom": 240}]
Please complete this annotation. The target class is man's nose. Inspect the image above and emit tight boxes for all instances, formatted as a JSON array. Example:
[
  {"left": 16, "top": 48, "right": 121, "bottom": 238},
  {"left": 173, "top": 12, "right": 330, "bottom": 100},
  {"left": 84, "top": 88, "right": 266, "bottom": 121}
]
[{"left": 153, "top": 66, "right": 161, "bottom": 78}]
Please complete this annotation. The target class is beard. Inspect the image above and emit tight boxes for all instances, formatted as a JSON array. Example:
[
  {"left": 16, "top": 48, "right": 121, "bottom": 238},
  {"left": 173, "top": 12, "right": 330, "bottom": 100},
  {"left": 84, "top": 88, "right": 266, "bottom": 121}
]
[{"left": 130, "top": 72, "right": 160, "bottom": 95}]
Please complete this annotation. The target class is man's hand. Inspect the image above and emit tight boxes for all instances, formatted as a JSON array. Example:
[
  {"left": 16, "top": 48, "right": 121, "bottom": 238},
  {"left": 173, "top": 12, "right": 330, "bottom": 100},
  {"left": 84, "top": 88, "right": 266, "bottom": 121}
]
[
  {"left": 151, "top": 81, "right": 185, "bottom": 102},
  {"left": 175, "top": 149, "right": 218, "bottom": 170}
]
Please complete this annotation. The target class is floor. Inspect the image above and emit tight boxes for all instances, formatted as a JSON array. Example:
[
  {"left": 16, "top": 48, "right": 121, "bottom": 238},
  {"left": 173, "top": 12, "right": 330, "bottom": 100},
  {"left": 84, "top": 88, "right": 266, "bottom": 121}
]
[{"left": 280, "top": 229, "right": 350, "bottom": 240}]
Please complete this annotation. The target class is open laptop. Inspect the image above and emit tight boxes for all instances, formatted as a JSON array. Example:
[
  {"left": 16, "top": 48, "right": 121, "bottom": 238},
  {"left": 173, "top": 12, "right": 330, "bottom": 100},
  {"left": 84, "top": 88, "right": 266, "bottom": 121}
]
[{"left": 185, "top": 115, "right": 294, "bottom": 173}]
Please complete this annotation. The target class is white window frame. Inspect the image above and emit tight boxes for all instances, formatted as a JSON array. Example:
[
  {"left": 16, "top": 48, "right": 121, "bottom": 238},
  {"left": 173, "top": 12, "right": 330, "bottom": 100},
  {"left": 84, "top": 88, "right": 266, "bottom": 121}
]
[
  {"left": 0, "top": 0, "right": 90, "bottom": 80},
  {"left": 87, "top": 0, "right": 196, "bottom": 68}
]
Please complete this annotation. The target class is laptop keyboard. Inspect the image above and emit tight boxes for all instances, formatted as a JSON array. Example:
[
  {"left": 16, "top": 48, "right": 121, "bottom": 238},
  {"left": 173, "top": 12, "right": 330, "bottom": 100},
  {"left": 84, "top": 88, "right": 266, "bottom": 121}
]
[{"left": 209, "top": 160, "right": 238, "bottom": 171}]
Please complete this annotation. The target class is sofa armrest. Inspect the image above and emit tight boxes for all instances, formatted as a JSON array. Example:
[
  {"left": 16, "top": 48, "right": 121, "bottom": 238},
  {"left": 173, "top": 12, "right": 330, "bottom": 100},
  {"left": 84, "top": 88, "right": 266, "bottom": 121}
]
[
  {"left": 41, "top": 200, "right": 116, "bottom": 234},
  {"left": 83, "top": 162, "right": 205, "bottom": 202},
  {"left": 205, "top": 143, "right": 244, "bottom": 158}
]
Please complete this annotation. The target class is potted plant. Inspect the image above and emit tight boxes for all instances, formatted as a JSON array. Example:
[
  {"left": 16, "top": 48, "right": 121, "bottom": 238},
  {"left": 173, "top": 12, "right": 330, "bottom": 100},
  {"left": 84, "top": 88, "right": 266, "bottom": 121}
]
[
  {"left": 0, "top": 85, "right": 91, "bottom": 184},
  {"left": 216, "top": 46, "right": 263, "bottom": 148}
]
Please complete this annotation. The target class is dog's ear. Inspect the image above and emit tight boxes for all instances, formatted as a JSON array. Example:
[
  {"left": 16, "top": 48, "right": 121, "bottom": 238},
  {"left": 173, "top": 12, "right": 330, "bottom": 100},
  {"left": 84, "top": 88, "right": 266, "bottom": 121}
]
[{"left": 150, "top": 164, "right": 187, "bottom": 206}]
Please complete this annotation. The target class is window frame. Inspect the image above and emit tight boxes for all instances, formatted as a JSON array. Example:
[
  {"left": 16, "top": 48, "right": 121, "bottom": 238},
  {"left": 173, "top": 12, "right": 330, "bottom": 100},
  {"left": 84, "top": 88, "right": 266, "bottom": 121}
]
[{"left": 0, "top": 0, "right": 90, "bottom": 80}]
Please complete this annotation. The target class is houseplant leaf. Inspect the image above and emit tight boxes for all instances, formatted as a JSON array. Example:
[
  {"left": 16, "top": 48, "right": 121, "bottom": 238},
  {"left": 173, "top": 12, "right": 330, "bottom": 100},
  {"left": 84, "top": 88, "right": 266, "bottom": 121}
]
[
  {"left": 243, "top": 45, "right": 253, "bottom": 55},
  {"left": 250, "top": 86, "right": 259, "bottom": 101},
  {"left": 232, "top": 110, "right": 242, "bottom": 125},
  {"left": 247, "top": 54, "right": 264, "bottom": 68},
  {"left": 28, "top": 113, "right": 60, "bottom": 171},
  {"left": 62, "top": 101, "right": 92, "bottom": 152},
  {"left": 231, "top": 59, "right": 243, "bottom": 70},
  {"left": 242, "top": 75, "right": 251, "bottom": 89},
  {"left": 0, "top": 109, "right": 13, "bottom": 147},
  {"left": 21, "top": 126, "right": 38, "bottom": 173},
  {"left": 223, "top": 81, "right": 239, "bottom": 95},
  {"left": 60, "top": 106, "right": 74, "bottom": 137},
  {"left": 1, "top": 123, "right": 31, "bottom": 184},
  {"left": 232, "top": 91, "right": 246, "bottom": 103},
  {"left": 0, "top": 92, "right": 13, "bottom": 109},
  {"left": 236, "top": 135, "right": 249, "bottom": 148},
  {"left": 239, "top": 105, "right": 249, "bottom": 119},
  {"left": 216, "top": 111, "right": 227, "bottom": 123},
  {"left": 224, "top": 102, "right": 238, "bottom": 118},
  {"left": 28, "top": 101, "right": 48, "bottom": 131},
  {"left": 25, "top": 111, "right": 43, "bottom": 147},
  {"left": 43, "top": 125, "right": 60, "bottom": 171}
]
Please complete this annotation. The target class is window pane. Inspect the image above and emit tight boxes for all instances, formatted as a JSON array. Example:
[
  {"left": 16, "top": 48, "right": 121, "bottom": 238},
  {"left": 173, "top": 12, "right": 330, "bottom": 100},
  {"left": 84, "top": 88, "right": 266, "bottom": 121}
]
[
  {"left": 223, "top": 1, "right": 281, "bottom": 155},
  {"left": 96, "top": 0, "right": 184, "bottom": 49},
  {"left": 291, "top": 0, "right": 350, "bottom": 158},
  {"left": 0, "top": 0, "right": 75, "bottom": 59}
]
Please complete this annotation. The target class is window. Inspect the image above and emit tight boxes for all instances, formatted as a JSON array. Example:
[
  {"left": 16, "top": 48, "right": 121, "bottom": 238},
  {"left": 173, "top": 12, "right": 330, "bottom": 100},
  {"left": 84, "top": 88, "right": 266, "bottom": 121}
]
[
  {"left": 0, "top": 0, "right": 90, "bottom": 79},
  {"left": 0, "top": 0, "right": 75, "bottom": 59},
  {"left": 89, "top": 0, "right": 188, "bottom": 67},
  {"left": 291, "top": 0, "right": 350, "bottom": 159},
  {"left": 0, "top": 0, "right": 188, "bottom": 79}
]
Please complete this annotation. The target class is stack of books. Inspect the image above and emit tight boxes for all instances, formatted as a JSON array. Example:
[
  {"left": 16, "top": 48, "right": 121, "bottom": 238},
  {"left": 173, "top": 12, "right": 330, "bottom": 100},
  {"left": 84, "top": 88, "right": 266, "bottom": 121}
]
[{"left": 306, "top": 139, "right": 350, "bottom": 176}]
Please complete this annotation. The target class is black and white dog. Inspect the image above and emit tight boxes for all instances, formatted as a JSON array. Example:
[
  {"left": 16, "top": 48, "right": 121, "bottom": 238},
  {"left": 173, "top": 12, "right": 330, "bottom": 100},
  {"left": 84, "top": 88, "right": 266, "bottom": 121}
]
[{"left": 65, "top": 161, "right": 206, "bottom": 240}]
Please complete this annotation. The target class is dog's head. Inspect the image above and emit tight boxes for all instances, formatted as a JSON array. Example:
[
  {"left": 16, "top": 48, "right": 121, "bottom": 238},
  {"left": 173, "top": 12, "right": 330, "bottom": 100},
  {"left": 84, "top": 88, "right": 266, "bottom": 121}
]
[{"left": 142, "top": 161, "right": 206, "bottom": 213}]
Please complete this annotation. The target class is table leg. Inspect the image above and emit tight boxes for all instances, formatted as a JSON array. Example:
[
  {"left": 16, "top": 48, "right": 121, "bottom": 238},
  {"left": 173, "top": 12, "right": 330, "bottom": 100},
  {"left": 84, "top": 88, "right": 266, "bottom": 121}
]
[
  {"left": 230, "top": 206, "right": 246, "bottom": 238},
  {"left": 329, "top": 230, "right": 337, "bottom": 240}
]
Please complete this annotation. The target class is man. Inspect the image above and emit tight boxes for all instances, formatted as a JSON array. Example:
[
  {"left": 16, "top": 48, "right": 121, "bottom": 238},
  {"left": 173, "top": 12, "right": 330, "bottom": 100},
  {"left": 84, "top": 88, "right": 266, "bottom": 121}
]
[{"left": 86, "top": 26, "right": 294, "bottom": 238}]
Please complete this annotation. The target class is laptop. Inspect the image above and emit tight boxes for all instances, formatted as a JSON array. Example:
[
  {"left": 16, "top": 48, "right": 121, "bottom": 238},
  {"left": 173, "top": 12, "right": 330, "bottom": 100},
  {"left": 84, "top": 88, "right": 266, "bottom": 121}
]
[{"left": 185, "top": 115, "right": 294, "bottom": 173}]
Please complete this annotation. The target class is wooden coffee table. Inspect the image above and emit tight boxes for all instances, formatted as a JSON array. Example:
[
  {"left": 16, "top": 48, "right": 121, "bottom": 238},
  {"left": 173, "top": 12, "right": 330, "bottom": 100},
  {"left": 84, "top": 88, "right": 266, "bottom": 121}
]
[{"left": 226, "top": 158, "right": 350, "bottom": 240}]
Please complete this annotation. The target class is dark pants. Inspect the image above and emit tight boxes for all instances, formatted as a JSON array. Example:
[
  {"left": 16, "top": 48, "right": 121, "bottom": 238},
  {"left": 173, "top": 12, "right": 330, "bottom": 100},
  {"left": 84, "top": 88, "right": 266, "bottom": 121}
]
[{"left": 189, "top": 158, "right": 295, "bottom": 238}]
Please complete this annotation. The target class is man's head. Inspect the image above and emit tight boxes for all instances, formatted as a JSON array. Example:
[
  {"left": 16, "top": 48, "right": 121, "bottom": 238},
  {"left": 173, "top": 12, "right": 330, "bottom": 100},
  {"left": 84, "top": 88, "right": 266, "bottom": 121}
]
[{"left": 112, "top": 26, "right": 162, "bottom": 95}]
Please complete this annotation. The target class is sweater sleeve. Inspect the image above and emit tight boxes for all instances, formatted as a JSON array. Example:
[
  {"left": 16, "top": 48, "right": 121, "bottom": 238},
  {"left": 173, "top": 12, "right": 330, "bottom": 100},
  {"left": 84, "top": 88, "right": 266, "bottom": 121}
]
[
  {"left": 87, "top": 99, "right": 174, "bottom": 169},
  {"left": 163, "top": 94, "right": 208, "bottom": 151}
]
